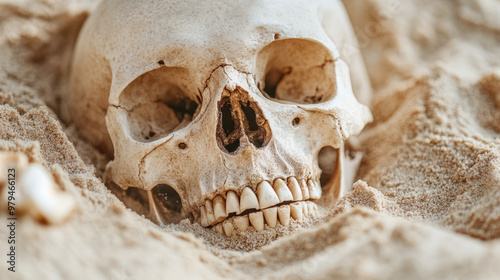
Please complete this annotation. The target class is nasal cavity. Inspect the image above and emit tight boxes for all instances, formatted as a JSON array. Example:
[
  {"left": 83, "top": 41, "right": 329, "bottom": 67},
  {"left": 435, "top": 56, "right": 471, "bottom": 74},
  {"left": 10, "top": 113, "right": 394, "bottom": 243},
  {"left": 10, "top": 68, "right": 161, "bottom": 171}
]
[{"left": 216, "top": 89, "right": 271, "bottom": 154}]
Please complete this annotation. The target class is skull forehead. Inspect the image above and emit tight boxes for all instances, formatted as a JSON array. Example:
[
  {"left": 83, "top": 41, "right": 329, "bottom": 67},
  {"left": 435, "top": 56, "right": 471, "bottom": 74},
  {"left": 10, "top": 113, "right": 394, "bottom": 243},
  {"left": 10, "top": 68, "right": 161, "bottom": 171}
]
[{"left": 84, "top": 0, "right": 340, "bottom": 103}]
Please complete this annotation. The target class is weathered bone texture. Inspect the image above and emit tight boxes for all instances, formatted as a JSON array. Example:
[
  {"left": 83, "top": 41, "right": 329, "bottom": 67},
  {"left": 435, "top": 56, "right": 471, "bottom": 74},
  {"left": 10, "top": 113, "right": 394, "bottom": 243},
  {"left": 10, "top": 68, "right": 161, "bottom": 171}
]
[{"left": 68, "top": 0, "right": 372, "bottom": 228}]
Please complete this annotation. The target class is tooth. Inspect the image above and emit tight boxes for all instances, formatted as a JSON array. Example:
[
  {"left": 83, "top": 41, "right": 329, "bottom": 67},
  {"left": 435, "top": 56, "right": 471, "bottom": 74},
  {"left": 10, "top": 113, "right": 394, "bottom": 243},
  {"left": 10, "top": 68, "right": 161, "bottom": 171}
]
[
  {"left": 200, "top": 205, "right": 208, "bottom": 227},
  {"left": 287, "top": 177, "right": 303, "bottom": 201},
  {"left": 249, "top": 211, "right": 264, "bottom": 232},
  {"left": 302, "top": 202, "right": 309, "bottom": 217},
  {"left": 263, "top": 207, "right": 278, "bottom": 228},
  {"left": 192, "top": 210, "right": 200, "bottom": 221},
  {"left": 214, "top": 223, "right": 223, "bottom": 234},
  {"left": 240, "top": 187, "right": 259, "bottom": 213},
  {"left": 234, "top": 215, "right": 249, "bottom": 231},
  {"left": 257, "top": 181, "right": 279, "bottom": 209},
  {"left": 222, "top": 220, "right": 234, "bottom": 237},
  {"left": 213, "top": 195, "right": 227, "bottom": 222},
  {"left": 307, "top": 202, "right": 316, "bottom": 217},
  {"left": 290, "top": 202, "right": 303, "bottom": 222},
  {"left": 278, "top": 205, "right": 290, "bottom": 226},
  {"left": 300, "top": 179, "right": 310, "bottom": 200},
  {"left": 205, "top": 200, "right": 216, "bottom": 225},
  {"left": 273, "top": 179, "right": 293, "bottom": 203},
  {"left": 308, "top": 180, "right": 321, "bottom": 200},
  {"left": 226, "top": 191, "right": 240, "bottom": 215}
]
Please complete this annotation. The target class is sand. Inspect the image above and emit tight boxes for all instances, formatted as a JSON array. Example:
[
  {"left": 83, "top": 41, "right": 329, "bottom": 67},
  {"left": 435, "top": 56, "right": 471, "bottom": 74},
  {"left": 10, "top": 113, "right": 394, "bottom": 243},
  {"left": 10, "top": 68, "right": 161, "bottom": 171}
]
[{"left": 1, "top": 0, "right": 500, "bottom": 279}]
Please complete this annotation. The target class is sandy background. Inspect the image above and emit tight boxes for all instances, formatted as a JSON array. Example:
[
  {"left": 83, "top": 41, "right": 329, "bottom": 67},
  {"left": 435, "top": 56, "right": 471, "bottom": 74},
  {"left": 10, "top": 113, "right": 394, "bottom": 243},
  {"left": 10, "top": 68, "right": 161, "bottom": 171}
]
[{"left": 1, "top": 0, "right": 500, "bottom": 279}]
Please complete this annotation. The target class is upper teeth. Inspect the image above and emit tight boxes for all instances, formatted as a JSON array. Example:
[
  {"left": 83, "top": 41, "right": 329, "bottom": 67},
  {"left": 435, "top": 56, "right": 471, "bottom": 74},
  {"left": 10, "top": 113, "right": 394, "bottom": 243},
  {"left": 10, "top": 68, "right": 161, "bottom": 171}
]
[{"left": 195, "top": 177, "right": 322, "bottom": 235}]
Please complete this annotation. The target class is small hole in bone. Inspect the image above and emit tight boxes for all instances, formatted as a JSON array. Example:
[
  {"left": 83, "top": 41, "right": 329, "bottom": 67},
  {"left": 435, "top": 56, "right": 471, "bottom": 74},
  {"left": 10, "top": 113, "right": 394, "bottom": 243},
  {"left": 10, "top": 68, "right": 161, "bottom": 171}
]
[
  {"left": 178, "top": 142, "right": 187, "bottom": 149},
  {"left": 158, "top": 60, "right": 165, "bottom": 65},
  {"left": 292, "top": 117, "right": 300, "bottom": 126},
  {"left": 274, "top": 33, "right": 281, "bottom": 40},
  {"left": 149, "top": 131, "right": 156, "bottom": 137},
  {"left": 318, "top": 146, "right": 338, "bottom": 187}
]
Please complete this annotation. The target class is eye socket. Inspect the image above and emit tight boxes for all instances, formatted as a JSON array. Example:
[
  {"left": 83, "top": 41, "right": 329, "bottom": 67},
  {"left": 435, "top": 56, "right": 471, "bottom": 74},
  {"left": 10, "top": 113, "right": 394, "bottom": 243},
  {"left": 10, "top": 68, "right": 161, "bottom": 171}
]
[
  {"left": 256, "top": 39, "right": 336, "bottom": 104},
  {"left": 119, "top": 67, "right": 199, "bottom": 142}
]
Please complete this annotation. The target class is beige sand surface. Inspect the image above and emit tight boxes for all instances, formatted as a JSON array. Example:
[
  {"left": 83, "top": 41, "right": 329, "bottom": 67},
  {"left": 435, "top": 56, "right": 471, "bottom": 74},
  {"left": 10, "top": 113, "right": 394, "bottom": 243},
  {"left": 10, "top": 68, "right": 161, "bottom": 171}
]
[{"left": 1, "top": 0, "right": 500, "bottom": 279}]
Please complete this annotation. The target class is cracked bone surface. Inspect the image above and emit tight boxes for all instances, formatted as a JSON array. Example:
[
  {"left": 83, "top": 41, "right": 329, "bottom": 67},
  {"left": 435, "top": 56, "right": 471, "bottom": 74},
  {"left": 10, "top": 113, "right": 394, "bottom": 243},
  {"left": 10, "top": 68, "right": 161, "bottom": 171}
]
[{"left": 68, "top": 0, "right": 372, "bottom": 232}]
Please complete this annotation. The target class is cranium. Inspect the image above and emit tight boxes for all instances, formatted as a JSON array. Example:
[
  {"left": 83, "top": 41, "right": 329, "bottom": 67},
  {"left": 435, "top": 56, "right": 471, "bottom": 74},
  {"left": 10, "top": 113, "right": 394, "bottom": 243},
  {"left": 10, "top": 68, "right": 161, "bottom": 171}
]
[{"left": 68, "top": 0, "right": 372, "bottom": 235}]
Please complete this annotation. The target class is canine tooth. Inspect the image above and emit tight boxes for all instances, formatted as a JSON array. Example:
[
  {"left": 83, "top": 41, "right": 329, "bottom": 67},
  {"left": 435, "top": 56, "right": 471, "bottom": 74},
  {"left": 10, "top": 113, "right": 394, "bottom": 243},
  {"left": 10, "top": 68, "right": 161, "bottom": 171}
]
[
  {"left": 302, "top": 202, "right": 309, "bottom": 217},
  {"left": 234, "top": 215, "right": 249, "bottom": 231},
  {"left": 249, "top": 211, "right": 264, "bottom": 232},
  {"left": 240, "top": 187, "right": 259, "bottom": 212},
  {"left": 278, "top": 205, "right": 290, "bottom": 226},
  {"left": 273, "top": 179, "right": 293, "bottom": 203},
  {"left": 213, "top": 195, "right": 227, "bottom": 222},
  {"left": 226, "top": 191, "right": 240, "bottom": 215},
  {"left": 214, "top": 223, "right": 224, "bottom": 234},
  {"left": 300, "top": 179, "right": 310, "bottom": 200},
  {"left": 308, "top": 180, "right": 321, "bottom": 200},
  {"left": 222, "top": 220, "right": 234, "bottom": 237},
  {"left": 307, "top": 202, "right": 316, "bottom": 217},
  {"left": 263, "top": 207, "right": 278, "bottom": 228},
  {"left": 287, "top": 177, "right": 303, "bottom": 201},
  {"left": 257, "top": 181, "right": 279, "bottom": 209},
  {"left": 200, "top": 206, "right": 208, "bottom": 227},
  {"left": 205, "top": 200, "right": 216, "bottom": 225},
  {"left": 290, "top": 202, "right": 303, "bottom": 222}
]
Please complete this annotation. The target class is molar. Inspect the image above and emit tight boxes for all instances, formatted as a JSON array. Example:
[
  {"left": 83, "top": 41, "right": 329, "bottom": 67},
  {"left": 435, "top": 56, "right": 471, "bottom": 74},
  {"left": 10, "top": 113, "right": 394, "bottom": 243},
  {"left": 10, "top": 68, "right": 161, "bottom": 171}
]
[
  {"left": 205, "top": 200, "right": 216, "bottom": 225},
  {"left": 308, "top": 180, "right": 321, "bottom": 200}
]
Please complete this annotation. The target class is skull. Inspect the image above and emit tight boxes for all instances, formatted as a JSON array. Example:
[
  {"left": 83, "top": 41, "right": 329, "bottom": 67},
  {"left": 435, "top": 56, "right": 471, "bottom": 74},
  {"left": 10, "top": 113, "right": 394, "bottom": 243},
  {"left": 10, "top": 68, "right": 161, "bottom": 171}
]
[{"left": 67, "top": 0, "right": 372, "bottom": 234}]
